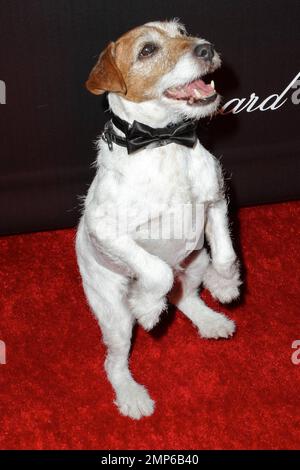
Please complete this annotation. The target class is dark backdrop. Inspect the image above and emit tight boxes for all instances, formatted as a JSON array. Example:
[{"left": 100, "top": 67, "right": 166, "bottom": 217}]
[{"left": 0, "top": 0, "right": 299, "bottom": 235}]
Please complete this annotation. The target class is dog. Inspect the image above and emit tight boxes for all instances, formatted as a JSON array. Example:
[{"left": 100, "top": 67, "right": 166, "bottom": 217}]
[{"left": 76, "top": 19, "right": 241, "bottom": 419}]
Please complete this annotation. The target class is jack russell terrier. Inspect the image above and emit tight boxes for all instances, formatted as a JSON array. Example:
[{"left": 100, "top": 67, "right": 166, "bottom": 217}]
[{"left": 76, "top": 19, "right": 241, "bottom": 419}]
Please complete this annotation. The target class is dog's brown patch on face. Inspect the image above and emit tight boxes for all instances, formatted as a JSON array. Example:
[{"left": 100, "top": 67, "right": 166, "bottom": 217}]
[
  {"left": 116, "top": 27, "right": 194, "bottom": 102},
  {"left": 86, "top": 23, "right": 196, "bottom": 102}
]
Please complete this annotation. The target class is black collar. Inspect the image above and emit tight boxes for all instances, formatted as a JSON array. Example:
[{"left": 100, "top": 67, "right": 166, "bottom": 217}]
[{"left": 101, "top": 112, "right": 198, "bottom": 154}]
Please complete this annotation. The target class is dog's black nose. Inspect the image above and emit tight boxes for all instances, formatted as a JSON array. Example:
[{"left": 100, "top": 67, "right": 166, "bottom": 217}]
[{"left": 194, "top": 43, "right": 214, "bottom": 61}]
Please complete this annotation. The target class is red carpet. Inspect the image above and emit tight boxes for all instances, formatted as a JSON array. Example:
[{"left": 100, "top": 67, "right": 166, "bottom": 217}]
[{"left": 0, "top": 201, "right": 299, "bottom": 449}]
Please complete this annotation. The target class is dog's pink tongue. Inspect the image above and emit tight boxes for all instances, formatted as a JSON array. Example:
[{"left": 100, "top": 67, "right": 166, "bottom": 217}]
[
  {"left": 165, "top": 78, "right": 216, "bottom": 101},
  {"left": 167, "top": 78, "right": 215, "bottom": 100},
  {"left": 186, "top": 79, "right": 214, "bottom": 97}
]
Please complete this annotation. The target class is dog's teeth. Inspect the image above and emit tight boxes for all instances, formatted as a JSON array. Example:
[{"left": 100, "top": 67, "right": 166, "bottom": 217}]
[
  {"left": 210, "top": 80, "right": 215, "bottom": 89},
  {"left": 194, "top": 89, "right": 202, "bottom": 99},
  {"left": 188, "top": 97, "right": 194, "bottom": 104}
]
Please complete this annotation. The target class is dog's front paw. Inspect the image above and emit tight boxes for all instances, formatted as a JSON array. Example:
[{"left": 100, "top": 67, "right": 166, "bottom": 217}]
[
  {"left": 140, "top": 258, "right": 174, "bottom": 296},
  {"left": 128, "top": 287, "right": 167, "bottom": 331},
  {"left": 137, "top": 296, "right": 168, "bottom": 331},
  {"left": 203, "top": 263, "right": 242, "bottom": 304},
  {"left": 213, "top": 256, "right": 239, "bottom": 280},
  {"left": 129, "top": 259, "right": 173, "bottom": 330}
]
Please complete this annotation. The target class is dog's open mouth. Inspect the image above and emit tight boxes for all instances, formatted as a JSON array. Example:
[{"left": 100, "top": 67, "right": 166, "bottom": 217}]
[{"left": 164, "top": 77, "right": 217, "bottom": 105}]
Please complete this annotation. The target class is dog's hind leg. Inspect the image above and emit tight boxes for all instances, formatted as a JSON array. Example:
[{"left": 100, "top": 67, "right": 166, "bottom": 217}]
[
  {"left": 82, "top": 280, "right": 155, "bottom": 420},
  {"left": 169, "top": 249, "right": 236, "bottom": 339}
]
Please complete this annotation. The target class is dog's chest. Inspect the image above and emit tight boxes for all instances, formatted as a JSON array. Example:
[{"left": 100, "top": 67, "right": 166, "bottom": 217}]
[
  {"left": 124, "top": 144, "right": 194, "bottom": 205},
  {"left": 121, "top": 145, "right": 203, "bottom": 266},
  {"left": 91, "top": 142, "right": 216, "bottom": 267}
]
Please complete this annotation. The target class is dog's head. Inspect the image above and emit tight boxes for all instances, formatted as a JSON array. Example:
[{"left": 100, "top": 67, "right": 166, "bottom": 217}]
[{"left": 86, "top": 19, "right": 221, "bottom": 121}]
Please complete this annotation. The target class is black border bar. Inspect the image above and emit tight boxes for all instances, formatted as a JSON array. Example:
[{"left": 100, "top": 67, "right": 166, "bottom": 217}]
[{"left": 0, "top": 450, "right": 299, "bottom": 466}]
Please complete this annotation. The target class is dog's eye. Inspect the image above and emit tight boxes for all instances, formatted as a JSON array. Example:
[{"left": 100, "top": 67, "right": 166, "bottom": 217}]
[
  {"left": 178, "top": 27, "right": 187, "bottom": 36},
  {"left": 138, "top": 43, "right": 158, "bottom": 59}
]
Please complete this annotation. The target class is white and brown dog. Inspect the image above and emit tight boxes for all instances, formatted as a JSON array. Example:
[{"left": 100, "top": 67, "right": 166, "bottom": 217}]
[{"left": 76, "top": 19, "right": 241, "bottom": 419}]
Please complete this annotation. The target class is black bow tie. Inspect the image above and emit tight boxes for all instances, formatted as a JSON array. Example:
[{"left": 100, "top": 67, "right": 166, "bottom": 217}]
[{"left": 102, "top": 113, "right": 198, "bottom": 154}]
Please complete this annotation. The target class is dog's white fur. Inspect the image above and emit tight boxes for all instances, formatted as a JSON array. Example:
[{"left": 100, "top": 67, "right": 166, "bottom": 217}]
[{"left": 76, "top": 20, "right": 241, "bottom": 419}]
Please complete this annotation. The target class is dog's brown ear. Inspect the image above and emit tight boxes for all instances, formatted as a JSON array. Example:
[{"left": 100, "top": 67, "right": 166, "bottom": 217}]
[{"left": 85, "top": 42, "right": 127, "bottom": 96}]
